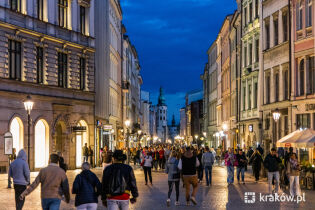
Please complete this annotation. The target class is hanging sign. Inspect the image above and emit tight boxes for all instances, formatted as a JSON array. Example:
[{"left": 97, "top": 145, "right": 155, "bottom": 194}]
[
  {"left": 4, "top": 132, "right": 13, "bottom": 155},
  {"left": 72, "top": 126, "right": 86, "bottom": 132}
]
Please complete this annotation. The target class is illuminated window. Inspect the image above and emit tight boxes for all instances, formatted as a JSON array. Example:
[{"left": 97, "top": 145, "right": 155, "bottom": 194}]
[
  {"left": 10, "top": 0, "right": 21, "bottom": 12},
  {"left": 10, "top": 117, "right": 23, "bottom": 153},
  {"left": 37, "top": 0, "right": 44, "bottom": 20},
  {"left": 58, "top": 0, "right": 68, "bottom": 28},
  {"left": 35, "top": 120, "right": 49, "bottom": 168},
  {"left": 80, "top": 6, "right": 86, "bottom": 34}
]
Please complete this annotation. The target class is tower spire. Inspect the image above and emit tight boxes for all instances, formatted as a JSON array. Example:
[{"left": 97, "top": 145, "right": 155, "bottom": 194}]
[{"left": 158, "top": 86, "right": 166, "bottom": 105}]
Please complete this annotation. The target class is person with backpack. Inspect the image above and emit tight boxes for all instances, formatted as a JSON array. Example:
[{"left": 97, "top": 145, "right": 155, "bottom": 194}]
[
  {"left": 72, "top": 162, "right": 102, "bottom": 210},
  {"left": 165, "top": 151, "right": 180, "bottom": 207},
  {"left": 102, "top": 150, "right": 138, "bottom": 210},
  {"left": 178, "top": 147, "right": 200, "bottom": 206},
  {"left": 236, "top": 149, "right": 247, "bottom": 184},
  {"left": 201, "top": 146, "right": 215, "bottom": 186},
  {"left": 264, "top": 148, "right": 282, "bottom": 194},
  {"left": 142, "top": 151, "right": 153, "bottom": 185}
]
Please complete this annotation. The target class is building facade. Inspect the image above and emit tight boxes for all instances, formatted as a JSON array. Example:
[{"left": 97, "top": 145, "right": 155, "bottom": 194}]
[{"left": 0, "top": 0, "right": 95, "bottom": 171}]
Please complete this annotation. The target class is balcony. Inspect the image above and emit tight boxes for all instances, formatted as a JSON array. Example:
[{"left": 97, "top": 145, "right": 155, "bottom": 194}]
[{"left": 122, "top": 81, "right": 130, "bottom": 92}]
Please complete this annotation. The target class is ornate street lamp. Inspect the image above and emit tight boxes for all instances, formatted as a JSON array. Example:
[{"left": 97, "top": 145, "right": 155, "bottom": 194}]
[
  {"left": 273, "top": 108, "right": 281, "bottom": 122},
  {"left": 23, "top": 95, "right": 33, "bottom": 167}
]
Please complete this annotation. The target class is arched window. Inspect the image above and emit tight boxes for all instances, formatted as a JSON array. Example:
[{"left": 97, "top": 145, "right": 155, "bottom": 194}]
[
  {"left": 35, "top": 119, "right": 49, "bottom": 168},
  {"left": 300, "top": 59, "right": 305, "bottom": 95},
  {"left": 76, "top": 120, "right": 89, "bottom": 168},
  {"left": 10, "top": 117, "right": 24, "bottom": 153}
]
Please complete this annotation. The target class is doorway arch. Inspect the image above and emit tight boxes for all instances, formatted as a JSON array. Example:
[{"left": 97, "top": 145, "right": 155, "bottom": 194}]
[
  {"left": 34, "top": 119, "right": 49, "bottom": 168},
  {"left": 76, "top": 120, "right": 89, "bottom": 168},
  {"left": 10, "top": 117, "right": 24, "bottom": 153}
]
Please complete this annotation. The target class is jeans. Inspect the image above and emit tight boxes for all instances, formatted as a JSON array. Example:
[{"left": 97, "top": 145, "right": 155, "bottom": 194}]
[
  {"left": 237, "top": 167, "right": 245, "bottom": 182},
  {"left": 41, "top": 198, "right": 61, "bottom": 210},
  {"left": 14, "top": 184, "right": 26, "bottom": 210},
  {"left": 168, "top": 181, "right": 179, "bottom": 201},
  {"left": 143, "top": 166, "right": 152, "bottom": 184},
  {"left": 197, "top": 166, "right": 203, "bottom": 181},
  {"left": 289, "top": 176, "right": 301, "bottom": 196},
  {"left": 183, "top": 176, "right": 198, "bottom": 201},
  {"left": 83, "top": 156, "right": 89, "bottom": 162},
  {"left": 107, "top": 200, "right": 129, "bottom": 210},
  {"left": 204, "top": 166, "right": 213, "bottom": 185},
  {"left": 268, "top": 171, "right": 280, "bottom": 193},
  {"left": 227, "top": 166, "right": 234, "bottom": 183},
  {"left": 153, "top": 160, "right": 158, "bottom": 170},
  {"left": 77, "top": 203, "right": 97, "bottom": 210}
]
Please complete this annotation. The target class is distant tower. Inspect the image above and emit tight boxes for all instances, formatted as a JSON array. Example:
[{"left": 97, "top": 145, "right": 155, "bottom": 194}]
[
  {"left": 156, "top": 87, "right": 168, "bottom": 142},
  {"left": 169, "top": 114, "right": 178, "bottom": 143}
]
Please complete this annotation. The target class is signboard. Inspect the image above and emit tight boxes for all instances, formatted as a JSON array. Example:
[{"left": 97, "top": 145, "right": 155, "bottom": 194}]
[
  {"left": 285, "top": 143, "right": 291, "bottom": 147},
  {"left": 4, "top": 132, "right": 13, "bottom": 155},
  {"left": 72, "top": 126, "right": 86, "bottom": 132},
  {"left": 248, "top": 124, "right": 253, "bottom": 133},
  {"left": 103, "top": 124, "right": 113, "bottom": 131}
]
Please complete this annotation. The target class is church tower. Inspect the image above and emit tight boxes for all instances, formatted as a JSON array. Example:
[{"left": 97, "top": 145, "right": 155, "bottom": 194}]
[{"left": 156, "top": 87, "right": 168, "bottom": 142}]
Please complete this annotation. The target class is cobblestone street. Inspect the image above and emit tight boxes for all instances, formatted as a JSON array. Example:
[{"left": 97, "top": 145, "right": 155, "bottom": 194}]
[{"left": 0, "top": 166, "right": 314, "bottom": 210}]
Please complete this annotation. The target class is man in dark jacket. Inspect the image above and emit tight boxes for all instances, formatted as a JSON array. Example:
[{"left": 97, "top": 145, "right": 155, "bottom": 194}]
[
  {"left": 264, "top": 148, "right": 282, "bottom": 194},
  {"left": 102, "top": 150, "right": 138, "bottom": 209},
  {"left": 236, "top": 149, "right": 247, "bottom": 184},
  {"left": 178, "top": 147, "right": 200, "bottom": 206},
  {"left": 72, "top": 162, "right": 101, "bottom": 209},
  {"left": 9, "top": 149, "right": 30, "bottom": 210}
]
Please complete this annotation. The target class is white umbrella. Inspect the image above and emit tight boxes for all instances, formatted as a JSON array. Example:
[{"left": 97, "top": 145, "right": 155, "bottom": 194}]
[{"left": 277, "top": 129, "right": 315, "bottom": 148}]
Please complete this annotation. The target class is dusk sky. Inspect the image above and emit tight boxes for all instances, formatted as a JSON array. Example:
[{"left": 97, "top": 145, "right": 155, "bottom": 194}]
[{"left": 121, "top": 0, "right": 237, "bottom": 123}]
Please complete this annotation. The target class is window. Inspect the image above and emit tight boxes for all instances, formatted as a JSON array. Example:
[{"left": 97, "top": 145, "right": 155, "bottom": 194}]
[
  {"left": 79, "top": 57, "right": 86, "bottom": 90},
  {"left": 8, "top": 40, "right": 21, "bottom": 80},
  {"left": 58, "top": 0, "right": 68, "bottom": 28},
  {"left": 274, "top": 18, "right": 279, "bottom": 46},
  {"left": 265, "top": 117, "right": 270, "bottom": 130},
  {"left": 283, "top": 13, "right": 288, "bottom": 42},
  {"left": 244, "top": 45, "right": 247, "bottom": 66},
  {"left": 36, "top": 47, "right": 44, "bottom": 83},
  {"left": 255, "top": 39, "right": 259, "bottom": 62},
  {"left": 37, "top": 0, "right": 43, "bottom": 20},
  {"left": 242, "top": 85, "right": 246, "bottom": 111},
  {"left": 284, "top": 116, "right": 289, "bottom": 135},
  {"left": 297, "top": 1, "right": 303, "bottom": 30},
  {"left": 244, "top": 7, "right": 248, "bottom": 25},
  {"left": 58, "top": 52, "right": 67, "bottom": 88},
  {"left": 275, "top": 73, "right": 279, "bottom": 102},
  {"left": 284, "top": 70, "right": 289, "bottom": 100},
  {"left": 249, "top": 3, "right": 253, "bottom": 22},
  {"left": 255, "top": 0, "right": 259, "bottom": 18},
  {"left": 248, "top": 84, "right": 252, "bottom": 110},
  {"left": 296, "top": 114, "right": 310, "bottom": 129},
  {"left": 300, "top": 59, "right": 305, "bottom": 95},
  {"left": 265, "top": 23, "right": 270, "bottom": 49},
  {"left": 306, "top": 0, "right": 312, "bottom": 27},
  {"left": 253, "top": 82, "right": 258, "bottom": 108},
  {"left": 266, "top": 75, "right": 270, "bottom": 104},
  {"left": 249, "top": 43, "right": 252, "bottom": 65},
  {"left": 10, "top": 0, "right": 21, "bottom": 12},
  {"left": 308, "top": 57, "right": 315, "bottom": 94},
  {"left": 80, "top": 6, "right": 86, "bottom": 34}
]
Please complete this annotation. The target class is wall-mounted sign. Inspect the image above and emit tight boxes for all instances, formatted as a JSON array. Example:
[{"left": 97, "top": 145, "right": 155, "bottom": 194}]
[
  {"left": 103, "top": 124, "right": 113, "bottom": 131},
  {"left": 285, "top": 143, "right": 291, "bottom": 147},
  {"left": 4, "top": 132, "right": 13, "bottom": 155},
  {"left": 248, "top": 124, "right": 253, "bottom": 133},
  {"left": 72, "top": 126, "right": 86, "bottom": 132},
  {"left": 305, "top": 104, "right": 315, "bottom": 111}
]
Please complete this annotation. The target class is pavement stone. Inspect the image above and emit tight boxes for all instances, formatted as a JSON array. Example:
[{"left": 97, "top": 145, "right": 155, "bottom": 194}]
[{"left": 0, "top": 166, "right": 314, "bottom": 210}]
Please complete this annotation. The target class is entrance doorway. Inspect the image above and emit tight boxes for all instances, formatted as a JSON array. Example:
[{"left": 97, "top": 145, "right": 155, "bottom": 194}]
[
  {"left": 10, "top": 117, "right": 24, "bottom": 153},
  {"left": 76, "top": 120, "right": 88, "bottom": 168},
  {"left": 34, "top": 120, "right": 49, "bottom": 168}
]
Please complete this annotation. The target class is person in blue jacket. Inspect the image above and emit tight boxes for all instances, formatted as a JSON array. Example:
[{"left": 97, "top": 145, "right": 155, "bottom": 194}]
[{"left": 72, "top": 162, "right": 102, "bottom": 210}]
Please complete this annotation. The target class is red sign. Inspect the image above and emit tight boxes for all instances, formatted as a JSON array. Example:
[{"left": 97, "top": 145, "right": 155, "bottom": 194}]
[{"left": 285, "top": 143, "right": 291, "bottom": 147}]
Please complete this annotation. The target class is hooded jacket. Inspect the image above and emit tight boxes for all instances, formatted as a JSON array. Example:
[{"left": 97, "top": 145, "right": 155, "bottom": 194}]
[
  {"left": 166, "top": 157, "right": 180, "bottom": 181},
  {"left": 9, "top": 149, "right": 30, "bottom": 185}
]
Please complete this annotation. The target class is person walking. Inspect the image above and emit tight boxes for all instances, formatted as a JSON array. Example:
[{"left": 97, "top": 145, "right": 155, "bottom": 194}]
[
  {"left": 201, "top": 147, "right": 215, "bottom": 186},
  {"left": 178, "top": 147, "right": 200, "bottom": 206},
  {"left": 236, "top": 149, "right": 247, "bottom": 184},
  {"left": 165, "top": 146, "right": 171, "bottom": 162},
  {"left": 102, "top": 150, "right": 138, "bottom": 210},
  {"left": 83, "top": 143, "right": 89, "bottom": 163},
  {"left": 142, "top": 151, "right": 153, "bottom": 185},
  {"left": 20, "top": 154, "right": 70, "bottom": 210},
  {"left": 102, "top": 146, "right": 113, "bottom": 170},
  {"left": 152, "top": 148, "right": 159, "bottom": 171},
  {"left": 8, "top": 149, "right": 30, "bottom": 210},
  {"left": 286, "top": 153, "right": 301, "bottom": 196},
  {"left": 165, "top": 151, "right": 180, "bottom": 207},
  {"left": 197, "top": 149, "right": 203, "bottom": 183},
  {"left": 88, "top": 146, "right": 94, "bottom": 168},
  {"left": 225, "top": 148, "right": 236, "bottom": 185},
  {"left": 264, "top": 148, "right": 282, "bottom": 194},
  {"left": 249, "top": 149, "right": 263, "bottom": 182},
  {"left": 58, "top": 152, "right": 68, "bottom": 172},
  {"left": 72, "top": 162, "right": 102, "bottom": 210},
  {"left": 158, "top": 147, "right": 165, "bottom": 170}
]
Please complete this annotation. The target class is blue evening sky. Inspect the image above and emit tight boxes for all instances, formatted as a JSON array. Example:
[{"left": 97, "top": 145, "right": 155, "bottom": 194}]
[{"left": 121, "top": 0, "right": 237, "bottom": 124}]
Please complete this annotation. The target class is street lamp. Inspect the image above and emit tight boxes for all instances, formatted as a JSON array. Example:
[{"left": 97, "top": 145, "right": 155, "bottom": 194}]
[
  {"left": 23, "top": 95, "right": 33, "bottom": 167},
  {"left": 194, "top": 134, "right": 198, "bottom": 144},
  {"left": 203, "top": 132, "right": 207, "bottom": 137},
  {"left": 222, "top": 123, "right": 228, "bottom": 131},
  {"left": 273, "top": 108, "right": 281, "bottom": 146}
]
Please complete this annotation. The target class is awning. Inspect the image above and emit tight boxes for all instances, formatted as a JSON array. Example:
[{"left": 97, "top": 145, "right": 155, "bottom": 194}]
[{"left": 276, "top": 129, "right": 315, "bottom": 148}]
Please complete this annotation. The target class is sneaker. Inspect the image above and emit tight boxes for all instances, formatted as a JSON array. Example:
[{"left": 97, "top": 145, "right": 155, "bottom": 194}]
[
  {"left": 190, "top": 197, "right": 197, "bottom": 205},
  {"left": 175, "top": 201, "right": 180, "bottom": 206},
  {"left": 167, "top": 199, "right": 171, "bottom": 207}
]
